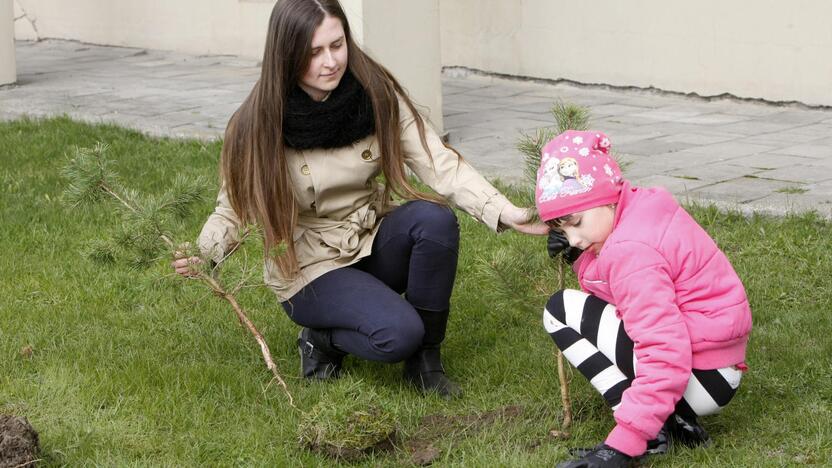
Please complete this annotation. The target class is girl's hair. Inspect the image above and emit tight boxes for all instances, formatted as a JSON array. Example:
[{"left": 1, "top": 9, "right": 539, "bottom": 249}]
[
  {"left": 221, "top": 0, "right": 441, "bottom": 277},
  {"left": 544, "top": 203, "right": 617, "bottom": 230},
  {"left": 544, "top": 214, "right": 576, "bottom": 230}
]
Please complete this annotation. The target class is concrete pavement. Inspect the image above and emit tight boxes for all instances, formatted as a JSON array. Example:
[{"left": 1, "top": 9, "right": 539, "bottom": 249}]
[{"left": 2, "top": 40, "right": 831, "bottom": 218}]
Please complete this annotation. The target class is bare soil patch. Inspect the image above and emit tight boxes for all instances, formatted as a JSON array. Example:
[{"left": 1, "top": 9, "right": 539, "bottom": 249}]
[
  {"left": 0, "top": 414, "right": 39, "bottom": 468},
  {"left": 405, "top": 405, "right": 525, "bottom": 465}
]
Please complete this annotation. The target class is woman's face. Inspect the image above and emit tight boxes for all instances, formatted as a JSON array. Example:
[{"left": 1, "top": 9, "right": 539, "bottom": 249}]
[{"left": 299, "top": 15, "right": 348, "bottom": 102}]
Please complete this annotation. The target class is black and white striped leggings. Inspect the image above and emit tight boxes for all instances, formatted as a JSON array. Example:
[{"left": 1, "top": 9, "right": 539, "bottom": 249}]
[{"left": 543, "top": 289, "right": 742, "bottom": 419}]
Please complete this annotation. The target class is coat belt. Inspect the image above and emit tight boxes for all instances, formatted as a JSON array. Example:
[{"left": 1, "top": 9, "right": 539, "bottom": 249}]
[{"left": 298, "top": 203, "right": 379, "bottom": 254}]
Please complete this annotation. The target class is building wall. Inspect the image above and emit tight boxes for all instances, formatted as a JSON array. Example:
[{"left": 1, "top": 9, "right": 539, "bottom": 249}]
[
  {"left": 440, "top": 0, "right": 832, "bottom": 106},
  {"left": 347, "top": 0, "right": 443, "bottom": 128},
  {"left": 12, "top": 0, "right": 443, "bottom": 130},
  {"left": 1, "top": 0, "right": 15, "bottom": 85},
  {"left": 13, "top": 0, "right": 273, "bottom": 57},
  {"left": 14, "top": 1, "right": 830, "bottom": 111}
]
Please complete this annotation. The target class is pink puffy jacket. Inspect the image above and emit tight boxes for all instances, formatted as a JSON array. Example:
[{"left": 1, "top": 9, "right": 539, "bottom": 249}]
[{"left": 572, "top": 182, "right": 752, "bottom": 456}]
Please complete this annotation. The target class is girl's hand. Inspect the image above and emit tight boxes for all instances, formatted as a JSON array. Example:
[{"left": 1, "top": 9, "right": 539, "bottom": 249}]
[
  {"left": 172, "top": 243, "right": 203, "bottom": 277},
  {"left": 548, "top": 230, "right": 584, "bottom": 264},
  {"left": 499, "top": 204, "right": 549, "bottom": 235}
]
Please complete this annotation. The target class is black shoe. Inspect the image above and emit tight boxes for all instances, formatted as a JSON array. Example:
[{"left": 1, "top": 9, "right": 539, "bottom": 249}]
[
  {"left": 558, "top": 444, "right": 635, "bottom": 468},
  {"left": 298, "top": 328, "right": 346, "bottom": 380},
  {"left": 569, "top": 425, "right": 668, "bottom": 460},
  {"left": 666, "top": 413, "right": 711, "bottom": 448},
  {"left": 403, "top": 345, "right": 462, "bottom": 399},
  {"left": 568, "top": 444, "right": 602, "bottom": 459},
  {"left": 644, "top": 425, "right": 670, "bottom": 455}
]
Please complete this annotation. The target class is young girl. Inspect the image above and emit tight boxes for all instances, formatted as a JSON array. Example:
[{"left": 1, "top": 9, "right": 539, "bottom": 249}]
[
  {"left": 536, "top": 130, "right": 752, "bottom": 467},
  {"left": 171, "top": 0, "right": 542, "bottom": 399}
]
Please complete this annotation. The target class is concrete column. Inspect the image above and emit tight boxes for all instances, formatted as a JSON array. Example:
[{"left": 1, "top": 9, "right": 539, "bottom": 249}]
[
  {"left": 342, "top": 0, "right": 444, "bottom": 133},
  {"left": 0, "top": 0, "right": 16, "bottom": 85}
]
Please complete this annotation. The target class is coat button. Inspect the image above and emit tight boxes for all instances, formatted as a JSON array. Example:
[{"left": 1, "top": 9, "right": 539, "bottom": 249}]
[
  {"left": 310, "top": 201, "right": 316, "bottom": 210},
  {"left": 301, "top": 164, "right": 310, "bottom": 175},
  {"left": 361, "top": 149, "right": 373, "bottom": 161}
]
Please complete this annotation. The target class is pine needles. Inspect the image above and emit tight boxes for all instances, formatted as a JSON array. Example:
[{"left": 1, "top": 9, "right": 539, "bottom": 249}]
[
  {"left": 513, "top": 100, "right": 593, "bottom": 433},
  {"left": 61, "top": 142, "right": 295, "bottom": 408},
  {"left": 61, "top": 142, "right": 414, "bottom": 460},
  {"left": 518, "top": 102, "right": 592, "bottom": 188},
  {"left": 62, "top": 143, "right": 212, "bottom": 268}
]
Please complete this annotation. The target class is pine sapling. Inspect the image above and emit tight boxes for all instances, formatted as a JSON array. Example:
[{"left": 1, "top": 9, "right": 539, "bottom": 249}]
[
  {"left": 518, "top": 101, "right": 591, "bottom": 193},
  {"left": 517, "top": 101, "right": 593, "bottom": 432},
  {"left": 61, "top": 142, "right": 295, "bottom": 408}
]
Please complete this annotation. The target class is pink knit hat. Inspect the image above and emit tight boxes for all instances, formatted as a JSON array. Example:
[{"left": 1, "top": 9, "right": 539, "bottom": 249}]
[{"left": 535, "top": 130, "right": 624, "bottom": 222}]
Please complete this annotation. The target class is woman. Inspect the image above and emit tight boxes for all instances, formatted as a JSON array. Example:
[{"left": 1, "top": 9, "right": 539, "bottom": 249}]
[{"left": 172, "top": 0, "right": 545, "bottom": 398}]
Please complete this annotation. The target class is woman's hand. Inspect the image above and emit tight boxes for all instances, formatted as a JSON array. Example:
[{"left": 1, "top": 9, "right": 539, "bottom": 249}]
[
  {"left": 171, "top": 243, "right": 204, "bottom": 277},
  {"left": 499, "top": 204, "right": 549, "bottom": 235}
]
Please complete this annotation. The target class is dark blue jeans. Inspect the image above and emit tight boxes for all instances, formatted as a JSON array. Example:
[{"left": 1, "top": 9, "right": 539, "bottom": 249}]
[{"left": 282, "top": 201, "right": 460, "bottom": 363}]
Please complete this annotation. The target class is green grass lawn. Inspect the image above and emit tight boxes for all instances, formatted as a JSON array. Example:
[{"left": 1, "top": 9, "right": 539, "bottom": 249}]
[{"left": 2, "top": 118, "right": 831, "bottom": 466}]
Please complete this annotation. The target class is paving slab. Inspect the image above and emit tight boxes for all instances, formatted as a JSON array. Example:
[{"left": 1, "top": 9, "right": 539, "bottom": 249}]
[
  {"left": 756, "top": 164, "right": 832, "bottom": 184},
  {"left": 674, "top": 113, "right": 750, "bottom": 125},
  {"left": 691, "top": 176, "right": 797, "bottom": 204},
  {"left": 683, "top": 141, "right": 779, "bottom": 157},
  {"left": 654, "top": 132, "right": 743, "bottom": 146},
  {"left": 743, "top": 192, "right": 832, "bottom": 219},
  {"left": 615, "top": 139, "right": 697, "bottom": 156},
  {"left": 665, "top": 162, "right": 767, "bottom": 186},
  {"left": 627, "top": 174, "right": 715, "bottom": 195},
  {"left": 773, "top": 144, "right": 832, "bottom": 159},
  {"left": 735, "top": 132, "right": 829, "bottom": 149},
  {"left": 726, "top": 152, "right": 821, "bottom": 170},
  {"left": 2, "top": 39, "right": 831, "bottom": 218}
]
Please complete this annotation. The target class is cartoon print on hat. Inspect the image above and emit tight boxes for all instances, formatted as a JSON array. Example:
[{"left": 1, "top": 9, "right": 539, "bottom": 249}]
[
  {"left": 535, "top": 130, "right": 624, "bottom": 222},
  {"left": 538, "top": 155, "right": 594, "bottom": 202}
]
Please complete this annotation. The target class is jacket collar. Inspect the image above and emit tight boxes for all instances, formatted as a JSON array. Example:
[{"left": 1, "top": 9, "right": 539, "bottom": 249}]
[{"left": 611, "top": 180, "right": 634, "bottom": 229}]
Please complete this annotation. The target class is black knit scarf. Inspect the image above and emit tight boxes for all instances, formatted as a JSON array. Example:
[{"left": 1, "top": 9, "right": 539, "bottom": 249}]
[{"left": 283, "top": 72, "right": 375, "bottom": 150}]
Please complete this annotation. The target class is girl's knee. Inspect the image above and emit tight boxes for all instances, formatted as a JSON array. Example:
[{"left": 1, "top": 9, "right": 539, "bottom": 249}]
[
  {"left": 544, "top": 289, "right": 568, "bottom": 327},
  {"left": 544, "top": 288, "right": 592, "bottom": 326}
]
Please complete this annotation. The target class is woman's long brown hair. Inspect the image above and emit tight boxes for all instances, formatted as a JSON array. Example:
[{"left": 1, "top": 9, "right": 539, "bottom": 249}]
[{"left": 221, "top": 0, "right": 441, "bottom": 277}]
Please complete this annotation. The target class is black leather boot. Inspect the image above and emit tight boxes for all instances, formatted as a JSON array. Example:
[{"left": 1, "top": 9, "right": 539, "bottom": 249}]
[
  {"left": 404, "top": 345, "right": 462, "bottom": 399},
  {"left": 298, "top": 327, "right": 346, "bottom": 380},
  {"left": 403, "top": 309, "right": 462, "bottom": 399}
]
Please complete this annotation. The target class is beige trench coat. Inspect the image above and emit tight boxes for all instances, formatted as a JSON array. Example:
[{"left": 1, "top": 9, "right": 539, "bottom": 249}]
[{"left": 198, "top": 100, "right": 510, "bottom": 301}]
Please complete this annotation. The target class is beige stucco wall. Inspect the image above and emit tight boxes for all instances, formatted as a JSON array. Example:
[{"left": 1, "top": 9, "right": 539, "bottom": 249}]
[
  {"left": 343, "top": 0, "right": 443, "bottom": 129},
  {"left": 13, "top": 0, "right": 274, "bottom": 56},
  {"left": 12, "top": 0, "right": 443, "bottom": 130},
  {"left": 441, "top": 0, "right": 832, "bottom": 107},
  {"left": 1, "top": 0, "right": 15, "bottom": 85}
]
